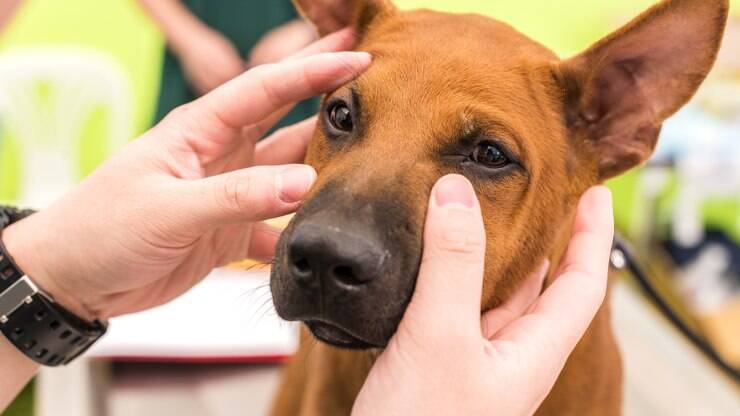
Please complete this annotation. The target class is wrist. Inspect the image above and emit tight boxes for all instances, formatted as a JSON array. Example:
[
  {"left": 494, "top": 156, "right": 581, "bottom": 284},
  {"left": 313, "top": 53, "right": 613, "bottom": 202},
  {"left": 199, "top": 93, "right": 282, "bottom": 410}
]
[
  {"left": 0, "top": 328, "right": 39, "bottom": 407},
  {"left": 2, "top": 219, "right": 98, "bottom": 323}
]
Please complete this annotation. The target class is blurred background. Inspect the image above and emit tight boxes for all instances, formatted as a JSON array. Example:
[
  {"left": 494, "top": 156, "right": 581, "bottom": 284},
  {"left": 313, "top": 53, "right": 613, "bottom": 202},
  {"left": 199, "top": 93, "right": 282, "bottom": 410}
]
[{"left": 1, "top": 1, "right": 739, "bottom": 415}]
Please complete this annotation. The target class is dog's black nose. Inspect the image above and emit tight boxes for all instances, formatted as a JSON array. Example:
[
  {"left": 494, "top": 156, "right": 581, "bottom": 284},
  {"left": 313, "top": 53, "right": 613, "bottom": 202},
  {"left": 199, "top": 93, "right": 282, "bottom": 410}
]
[{"left": 287, "top": 223, "right": 386, "bottom": 288}]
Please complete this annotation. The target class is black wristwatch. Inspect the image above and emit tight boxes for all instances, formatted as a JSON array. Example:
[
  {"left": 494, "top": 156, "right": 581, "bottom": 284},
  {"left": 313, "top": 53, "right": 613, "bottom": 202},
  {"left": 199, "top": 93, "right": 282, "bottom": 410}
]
[{"left": 0, "top": 206, "right": 107, "bottom": 366}]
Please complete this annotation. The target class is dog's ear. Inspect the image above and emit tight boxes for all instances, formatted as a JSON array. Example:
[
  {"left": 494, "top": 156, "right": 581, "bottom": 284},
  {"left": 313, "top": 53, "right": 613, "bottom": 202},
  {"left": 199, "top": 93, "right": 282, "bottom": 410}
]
[
  {"left": 560, "top": 0, "right": 729, "bottom": 180},
  {"left": 292, "top": 0, "right": 395, "bottom": 37}
]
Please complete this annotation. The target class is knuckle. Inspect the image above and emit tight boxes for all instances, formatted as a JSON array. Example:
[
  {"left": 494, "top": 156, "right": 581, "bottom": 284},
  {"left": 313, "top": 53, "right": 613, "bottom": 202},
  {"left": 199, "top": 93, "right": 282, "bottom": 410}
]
[
  {"left": 256, "top": 65, "right": 284, "bottom": 107},
  {"left": 302, "top": 64, "right": 324, "bottom": 95},
  {"left": 431, "top": 226, "right": 485, "bottom": 257},
  {"left": 217, "top": 173, "right": 252, "bottom": 215},
  {"left": 167, "top": 103, "right": 195, "bottom": 122},
  {"left": 426, "top": 207, "right": 485, "bottom": 257}
]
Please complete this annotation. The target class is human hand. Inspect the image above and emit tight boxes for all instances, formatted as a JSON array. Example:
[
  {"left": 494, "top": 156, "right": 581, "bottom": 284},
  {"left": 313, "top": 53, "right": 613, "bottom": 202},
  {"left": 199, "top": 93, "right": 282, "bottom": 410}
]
[
  {"left": 353, "top": 176, "right": 614, "bottom": 416},
  {"left": 2, "top": 28, "right": 368, "bottom": 321},
  {"left": 176, "top": 26, "right": 246, "bottom": 95}
]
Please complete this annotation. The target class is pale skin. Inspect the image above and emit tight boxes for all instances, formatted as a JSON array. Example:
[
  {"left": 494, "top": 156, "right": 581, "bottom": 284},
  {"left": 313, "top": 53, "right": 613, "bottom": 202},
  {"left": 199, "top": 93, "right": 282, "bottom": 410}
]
[
  {"left": 137, "top": 0, "right": 316, "bottom": 95},
  {"left": 0, "top": 28, "right": 615, "bottom": 415}
]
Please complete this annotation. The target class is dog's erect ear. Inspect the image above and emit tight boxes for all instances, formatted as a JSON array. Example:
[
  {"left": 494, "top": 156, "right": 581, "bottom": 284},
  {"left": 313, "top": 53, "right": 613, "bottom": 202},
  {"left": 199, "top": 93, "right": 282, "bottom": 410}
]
[
  {"left": 292, "top": 0, "right": 395, "bottom": 36},
  {"left": 560, "top": 0, "right": 729, "bottom": 180}
]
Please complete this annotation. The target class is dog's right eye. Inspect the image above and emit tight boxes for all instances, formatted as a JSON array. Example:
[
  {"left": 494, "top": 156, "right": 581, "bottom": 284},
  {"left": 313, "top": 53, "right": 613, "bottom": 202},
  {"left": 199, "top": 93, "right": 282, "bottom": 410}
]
[
  {"left": 327, "top": 102, "right": 354, "bottom": 133},
  {"left": 471, "top": 142, "right": 510, "bottom": 169}
]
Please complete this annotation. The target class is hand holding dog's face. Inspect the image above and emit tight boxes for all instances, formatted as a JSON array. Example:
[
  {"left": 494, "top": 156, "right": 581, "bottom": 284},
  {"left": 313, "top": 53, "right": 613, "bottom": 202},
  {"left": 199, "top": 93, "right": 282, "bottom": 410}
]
[
  {"left": 270, "top": 0, "right": 729, "bottom": 348},
  {"left": 354, "top": 183, "right": 614, "bottom": 416}
]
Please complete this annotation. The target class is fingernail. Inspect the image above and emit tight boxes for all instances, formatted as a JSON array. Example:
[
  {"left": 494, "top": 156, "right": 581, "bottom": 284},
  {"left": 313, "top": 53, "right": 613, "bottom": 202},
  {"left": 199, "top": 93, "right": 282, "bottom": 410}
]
[
  {"left": 355, "top": 51, "right": 372, "bottom": 64},
  {"left": 434, "top": 174, "right": 475, "bottom": 209},
  {"left": 335, "top": 51, "right": 372, "bottom": 73},
  {"left": 277, "top": 165, "right": 317, "bottom": 203},
  {"left": 585, "top": 186, "right": 613, "bottom": 209}
]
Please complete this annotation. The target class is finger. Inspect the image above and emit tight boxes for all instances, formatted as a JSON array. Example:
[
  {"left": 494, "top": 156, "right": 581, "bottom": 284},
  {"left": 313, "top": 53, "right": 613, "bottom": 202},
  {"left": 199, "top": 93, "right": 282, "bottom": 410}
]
[
  {"left": 286, "top": 27, "right": 357, "bottom": 60},
  {"left": 216, "top": 107, "right": 298, "bottom": 173},
  {"left": 494, "top": 186, "right": 613, "bottom": 352},
  {"left": 537, "top": 186, "right": 613, "bottom": 324},
  {"left": 242, "top": 104, "right": 296, "bottom": 143},
  {"left": 181, "top": 164, "right": 317, "bottom": 232},
  {"left": 198, "top": 51, "right": 371, "bottom": 129},
  {"left": 246, "top": 222, "right": 283, "bottom": 262},
  {"left": 480, "top": 260, "right": 549, "bottom": 338},
  {"left": 255, "top": 116, "right": 317, "bottom": 165},
  {"left": 236, "top": 28, "right": 355, "bottom": 139},
  {"left": 403, "top": 174, "right": 486, "bottom": 340}
]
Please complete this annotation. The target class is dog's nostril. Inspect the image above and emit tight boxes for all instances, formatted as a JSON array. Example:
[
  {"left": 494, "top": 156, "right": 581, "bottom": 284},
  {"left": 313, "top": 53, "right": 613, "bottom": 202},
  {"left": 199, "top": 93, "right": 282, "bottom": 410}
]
[
  {"left": 292, "top": 258, "right": 312, "bottom": 275},
  {"left": 332, "top": 265, "right": 365, "bottom": 286}
]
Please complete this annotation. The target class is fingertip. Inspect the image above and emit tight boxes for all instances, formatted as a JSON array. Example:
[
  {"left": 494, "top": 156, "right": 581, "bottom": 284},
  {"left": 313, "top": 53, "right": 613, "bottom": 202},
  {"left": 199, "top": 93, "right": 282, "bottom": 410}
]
[
  {"left": 581, "top": 186, "right": 613, "bottom": 213},
  {"left": 355, "top": 51, "right": 373, "bottom": 65},
  {"left": 334, "top": 51, "right": 373, "bottom": 72},
  {"left": 432, "top": 174, "right": 476, "bottom": 210},
  {"left": 425, "top": 175, "right": 484, "bottom": 248},
  {"left": 276, "top": 164, "right": 317, "bottom": 204},
  {"left": 575, "top": 186, "right": 614, "bottom": 234},
  {"left": 308, "top": 51, "right": 372, "bottom": 91}
]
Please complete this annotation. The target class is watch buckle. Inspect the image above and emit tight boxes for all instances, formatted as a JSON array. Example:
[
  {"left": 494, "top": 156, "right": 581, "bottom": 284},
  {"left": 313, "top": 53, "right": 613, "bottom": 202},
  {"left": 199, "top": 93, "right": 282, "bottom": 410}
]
[{"left": 0, "top": 276, "right": 38, "bottom": 324}]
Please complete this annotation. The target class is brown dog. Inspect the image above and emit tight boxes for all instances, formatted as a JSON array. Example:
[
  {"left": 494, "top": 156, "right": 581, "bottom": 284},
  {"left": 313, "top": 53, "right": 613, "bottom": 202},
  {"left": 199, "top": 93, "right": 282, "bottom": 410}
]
[{"left": 268, "top": 0, "right": 729, "bottom": 414}]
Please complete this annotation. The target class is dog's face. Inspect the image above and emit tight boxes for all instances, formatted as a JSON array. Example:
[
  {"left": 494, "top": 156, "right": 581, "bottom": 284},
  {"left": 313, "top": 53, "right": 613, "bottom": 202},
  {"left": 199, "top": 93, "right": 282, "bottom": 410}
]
[{"left": 270, "top": 0, "right": 728, "bottom": 348}]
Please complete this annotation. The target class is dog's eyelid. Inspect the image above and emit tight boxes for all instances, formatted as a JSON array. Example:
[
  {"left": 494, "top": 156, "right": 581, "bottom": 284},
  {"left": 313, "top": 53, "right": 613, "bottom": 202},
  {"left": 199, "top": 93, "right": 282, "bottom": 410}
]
[
  {"left": 455, "top": 109, "right": 524, "bottom": 160},
  {"left": 481, "top": 136, "right": 515, "bottom": 154}
]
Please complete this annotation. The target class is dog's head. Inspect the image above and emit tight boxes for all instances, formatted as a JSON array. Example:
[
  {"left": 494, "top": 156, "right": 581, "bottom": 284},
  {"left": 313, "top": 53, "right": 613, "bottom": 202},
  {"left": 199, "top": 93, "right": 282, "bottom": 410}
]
[{"left": 270, "top": 0, "right": 728, "bottom": 348}]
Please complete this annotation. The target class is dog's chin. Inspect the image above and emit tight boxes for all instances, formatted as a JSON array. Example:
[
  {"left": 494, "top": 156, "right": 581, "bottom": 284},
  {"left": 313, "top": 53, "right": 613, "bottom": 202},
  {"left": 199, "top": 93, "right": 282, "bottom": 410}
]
[{"left": 306, "top": 320, "right": 383, "bottom": 350}]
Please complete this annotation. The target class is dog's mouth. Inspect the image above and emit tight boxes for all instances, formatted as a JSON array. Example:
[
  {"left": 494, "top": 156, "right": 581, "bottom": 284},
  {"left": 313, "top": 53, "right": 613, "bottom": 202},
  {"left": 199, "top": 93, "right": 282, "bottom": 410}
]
[{"left": 305, "top": 320, "right": 380, "bottom": 349}]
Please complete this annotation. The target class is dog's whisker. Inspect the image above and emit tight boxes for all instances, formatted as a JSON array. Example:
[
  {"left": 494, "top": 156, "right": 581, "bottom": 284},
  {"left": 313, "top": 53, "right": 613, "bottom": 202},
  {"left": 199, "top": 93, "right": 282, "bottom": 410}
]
[{"left": 250, "top": 297, "right": 276, "bottom": 326}]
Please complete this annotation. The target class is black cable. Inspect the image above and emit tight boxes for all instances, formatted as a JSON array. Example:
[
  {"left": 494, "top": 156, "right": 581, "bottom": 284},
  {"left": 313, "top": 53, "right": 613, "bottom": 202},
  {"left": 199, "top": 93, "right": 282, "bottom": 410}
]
[{"left": 611, "top": 235, "right": 740, "bottom": 383}]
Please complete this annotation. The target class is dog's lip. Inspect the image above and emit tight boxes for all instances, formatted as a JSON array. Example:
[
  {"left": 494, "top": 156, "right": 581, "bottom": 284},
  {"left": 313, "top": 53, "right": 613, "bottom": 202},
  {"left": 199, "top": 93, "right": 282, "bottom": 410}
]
[{"left": 305, "top": 320, "right": 380, "bottom": 349}]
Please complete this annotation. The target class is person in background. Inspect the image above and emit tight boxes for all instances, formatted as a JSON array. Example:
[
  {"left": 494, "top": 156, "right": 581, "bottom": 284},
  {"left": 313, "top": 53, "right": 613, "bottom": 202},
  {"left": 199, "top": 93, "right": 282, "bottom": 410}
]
[
  {"left": 0, "top": 0, "right": 22, "bottom": 33},
  {"left": 137, "top": 0, "right": 318, "bottom": 127}
]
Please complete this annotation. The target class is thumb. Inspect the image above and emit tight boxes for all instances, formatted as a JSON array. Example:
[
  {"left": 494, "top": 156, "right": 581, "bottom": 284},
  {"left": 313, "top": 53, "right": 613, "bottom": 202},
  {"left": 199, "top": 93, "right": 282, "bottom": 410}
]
[
  {"left": 401, "top": 174, "right": 486, "bottom": 341},
  {"left": 182, "top": 164, "right": 316, "bottom": 232}
]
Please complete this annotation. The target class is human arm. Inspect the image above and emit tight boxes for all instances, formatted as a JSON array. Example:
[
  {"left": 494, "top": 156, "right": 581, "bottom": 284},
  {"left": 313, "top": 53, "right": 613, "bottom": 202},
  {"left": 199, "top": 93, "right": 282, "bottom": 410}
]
[{"left": 0, "top": 28, "right": 365, "bottom": 410}]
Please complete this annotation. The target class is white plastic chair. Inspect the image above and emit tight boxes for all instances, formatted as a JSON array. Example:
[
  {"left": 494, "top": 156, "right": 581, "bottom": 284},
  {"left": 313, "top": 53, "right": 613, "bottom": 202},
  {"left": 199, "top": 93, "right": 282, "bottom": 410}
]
[{"left": 0, "top": 46, "right": 132, "bottom": 206}]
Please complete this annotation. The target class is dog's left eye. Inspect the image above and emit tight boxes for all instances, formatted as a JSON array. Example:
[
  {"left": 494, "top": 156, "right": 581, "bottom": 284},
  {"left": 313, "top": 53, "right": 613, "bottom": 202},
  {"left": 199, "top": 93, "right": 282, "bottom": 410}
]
[
  {"left": 327, "top": 102, "right": 353, "bottom": 133},
  {"left": 471, "top": 142, "right": 509, "bottom": 168}
]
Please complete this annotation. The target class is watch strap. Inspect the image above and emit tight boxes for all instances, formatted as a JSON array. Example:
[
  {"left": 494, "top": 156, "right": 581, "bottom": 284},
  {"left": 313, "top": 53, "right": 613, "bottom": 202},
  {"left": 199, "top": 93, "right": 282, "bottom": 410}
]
[
  {"left": 0, "top": 206, "right": 107, "bottom": 366},
  {"left": 1, "top": 276, "right": 106, "bottom": 366}
]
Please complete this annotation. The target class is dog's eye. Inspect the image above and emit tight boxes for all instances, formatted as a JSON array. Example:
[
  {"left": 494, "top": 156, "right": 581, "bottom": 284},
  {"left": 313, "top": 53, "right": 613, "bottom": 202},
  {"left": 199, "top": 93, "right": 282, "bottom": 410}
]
[
  {"left": 471, "top": 142, "right": 509, "bottom": 168},
  {"left": 328, "top": 102, "right": 353, "bottom": 133}
]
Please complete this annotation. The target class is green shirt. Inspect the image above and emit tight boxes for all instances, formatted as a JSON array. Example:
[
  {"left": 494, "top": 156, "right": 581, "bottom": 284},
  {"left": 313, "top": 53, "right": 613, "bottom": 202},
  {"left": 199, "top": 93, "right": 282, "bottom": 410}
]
[{"left": 154, "top": 0, "right": 317, "bottom": 127}]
